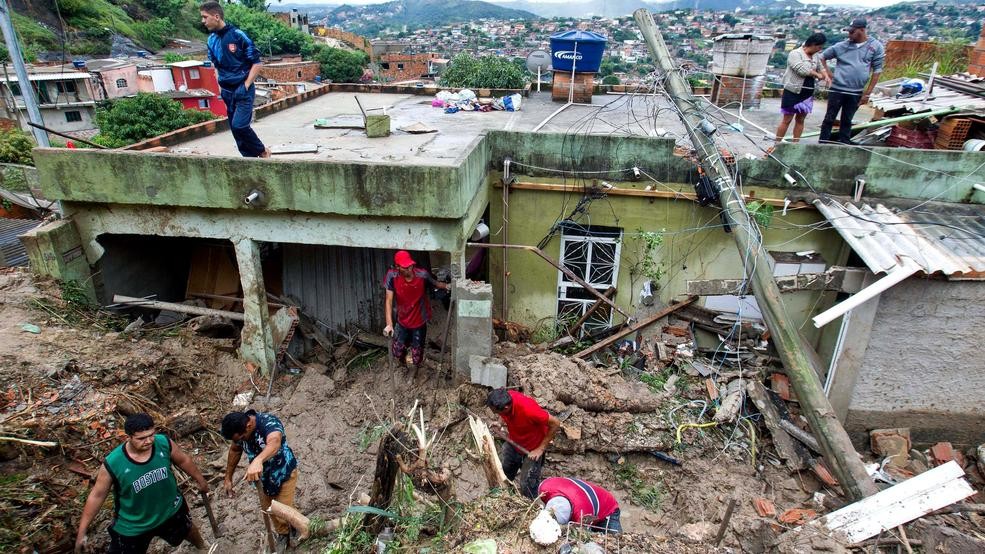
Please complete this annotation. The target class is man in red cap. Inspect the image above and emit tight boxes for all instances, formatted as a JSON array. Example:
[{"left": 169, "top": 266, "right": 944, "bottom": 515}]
[{"left": 383, "top": 251, "right": 449, "bottom": 370}]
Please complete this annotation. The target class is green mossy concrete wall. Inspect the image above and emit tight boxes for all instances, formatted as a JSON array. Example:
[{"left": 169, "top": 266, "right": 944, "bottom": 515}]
[{"left": 33, "top": 149, "right": 481, "bottom": 220}]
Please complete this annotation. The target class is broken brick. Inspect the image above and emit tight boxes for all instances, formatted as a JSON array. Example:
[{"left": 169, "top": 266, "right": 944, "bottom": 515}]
[
  {"left": 770, "top": 373, "right": 793, "bottom": 401},
  {"left": 663, "top": 325, "right": 690, "bottom": 337},
  {"left": 753, "top": 498, "right": 776, "bottom": 518},
  {"left": 810, "top": 459, "right": 840, "bottom": 487},
  {"left": 931, "top": 442, "right": 956, "bottom": 466},
  {"left": 778, "top": 508, "right": 817, "bottom": 525},
  {"left": 870, "top": 428, "right": 911, "bottom": 469}
]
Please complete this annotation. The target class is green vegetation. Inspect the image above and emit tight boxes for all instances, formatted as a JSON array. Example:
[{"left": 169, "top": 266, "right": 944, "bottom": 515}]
[
  {"left": 746, "top": 201, "right": 774, "bottom": 228},
  {"left": 314, "top": 47, "right": 368, "bottom": 83},
  {"left": 163, "top": 52, "right": 192, "bottom": 63},
  {"left": 881, "top": 33, "right": 971, "bottom": 81},
  {"left": 629, "top": 229, "right": 665, "bottom": 287},
  {"left": 0, "top": 128, "right": 36, "bottom": 166},
  {"left": 614, "top": 463, "right": 663, "bottom": 511},
  {"left": 92, "top": 93, "right": 216, "bottom": 148},
  {"left": 602, "top": 75, "right": 620, "bottom": 86},
  {"left": 354, "top": 422, "right": 390, "bottom": 452},
  {"left": 224, "top": 4, "right": 314, "bottom": 57},
  {"left": 440, "top": 53, "right": 527, "bottom": 90}
]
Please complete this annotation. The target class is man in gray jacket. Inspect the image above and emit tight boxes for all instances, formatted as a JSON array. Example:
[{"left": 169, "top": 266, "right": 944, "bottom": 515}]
[{"left": 819, "top": 18, "right": 884, "bottom": 145}]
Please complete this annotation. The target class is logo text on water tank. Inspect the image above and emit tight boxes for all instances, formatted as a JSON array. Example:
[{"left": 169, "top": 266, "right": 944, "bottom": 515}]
[{"left": 553, "top": 50, "right": 583, "bottom": 61}]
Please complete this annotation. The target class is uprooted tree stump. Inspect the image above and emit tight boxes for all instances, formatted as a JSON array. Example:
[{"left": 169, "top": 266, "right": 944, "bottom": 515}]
[
  {"left": 468, "top": 415, "right": 508, "bottom": 490},
  {"left": 365, "top": 408, "right": 455, "bottom": 534}
]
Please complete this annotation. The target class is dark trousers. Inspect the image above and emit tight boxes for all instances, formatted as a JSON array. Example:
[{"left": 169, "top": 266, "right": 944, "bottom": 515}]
[
  {"left": 391, "top": 323, "right": 426, "bottom": 366},
  {"left": 220, "top": 84, "right": 266, "bottom": 157},
  {"left": 501, "top": 441, "right": 544, "bottom": 499},
  {"left": 819, "top": 90, "right": 861, "bottom": 144},
  {"left": 590, "top": 508, "right": 622, "bottom": 533}
]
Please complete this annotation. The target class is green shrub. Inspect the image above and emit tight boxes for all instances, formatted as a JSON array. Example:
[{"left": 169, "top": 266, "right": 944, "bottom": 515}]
[
  {"left": 0, "top": 128, "right": 36, "bottom": 166},
  {"left": 93, "top": 93, "right": 216, "bottom": 147},
  {"left": 439, "top": 53, "right": 527, "bottom": 89},
  {"left": 314, "top": 47, "right": 367, "bottom": 83}
]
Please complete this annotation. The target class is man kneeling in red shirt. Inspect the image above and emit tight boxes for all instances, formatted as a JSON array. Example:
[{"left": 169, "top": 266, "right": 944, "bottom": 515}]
[
  {"left": 539, "top": 477, "right": 622, "bottom": 533},
  {"left": 487, "top": 387, "right": 560, "bottom": 498}
]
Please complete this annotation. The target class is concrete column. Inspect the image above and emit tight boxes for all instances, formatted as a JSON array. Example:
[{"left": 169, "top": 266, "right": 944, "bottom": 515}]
[
  {"left": 20, "top": 218, "right": 96, "bottom": 304},
  {"left": 449, "top": 248, "right": 467, "bottom": 281},
  {"left": 453, "top": 279, "right": 492, "bottom": 376},
  {"left": 233, "top": 238, "right": 275, "bottom": 376}
]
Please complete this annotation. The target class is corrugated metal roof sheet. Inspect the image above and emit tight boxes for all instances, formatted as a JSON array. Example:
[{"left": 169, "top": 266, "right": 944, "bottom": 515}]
[
  {"left": 0, "top": 218, "right": 42, "bottom": 267},
  {"left": 0, "top": 72, "right": 92, "bottom": 82},
  {"left": 870, "top": 88, "right": 985, "bottom": 112},
  {"left": 282, "top": 244, "right": 395, "bottom": 336},
  {"left": 814, "top": 199, "right": 985, "bottom": 280}
]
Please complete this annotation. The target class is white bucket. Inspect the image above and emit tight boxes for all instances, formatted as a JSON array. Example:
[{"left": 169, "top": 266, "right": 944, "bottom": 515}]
[{"left": 964, "top": 139, "right": 985, "bottom": 152}]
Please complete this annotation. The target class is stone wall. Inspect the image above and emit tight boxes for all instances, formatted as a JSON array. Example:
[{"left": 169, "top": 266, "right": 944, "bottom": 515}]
[
  {"left": 259, "top": 61, "right": 320, "bottom": 83},
  {"left": 845, "top": 278, "right": 985, "bottom": 447}
]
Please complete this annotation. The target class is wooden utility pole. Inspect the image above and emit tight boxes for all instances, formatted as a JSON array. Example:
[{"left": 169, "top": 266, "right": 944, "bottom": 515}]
[{"left": 632, "top": 9, "right": 878, "bottom": 501}]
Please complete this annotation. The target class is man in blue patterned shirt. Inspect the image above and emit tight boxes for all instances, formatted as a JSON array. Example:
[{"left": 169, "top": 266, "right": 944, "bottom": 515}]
[
  {"left": 221, "top": 409, "right": 298, "bottom": 550},
  {"left": 200, "top": 1, "right": 269, "bottom": 158}
]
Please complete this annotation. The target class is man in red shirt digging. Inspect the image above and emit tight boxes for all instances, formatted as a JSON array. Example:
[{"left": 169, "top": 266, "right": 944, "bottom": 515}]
[
  {"left": 382, "top": 250, "right": 448, "bottom": 371},
  {"left": 487, "top": 387, "right": 560, "bottom": 498}
]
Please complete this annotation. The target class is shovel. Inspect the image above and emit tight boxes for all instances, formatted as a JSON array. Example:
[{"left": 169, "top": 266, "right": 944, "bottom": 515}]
[
  {"left": 254, "top": 481, "right": 277, "bottom": 553},
  {"left": 493, "top": 431, "right": 538, "bottom": 492}
]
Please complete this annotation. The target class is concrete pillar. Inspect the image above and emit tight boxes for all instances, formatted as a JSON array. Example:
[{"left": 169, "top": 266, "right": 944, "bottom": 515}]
[
  {"left": 453, "top": 279, "right": 492, "bottom": 377},
  {"left": 449, "top": 249, "right": 467, "bottom": 281},
  {"left": 20, "top": 218, "right": 96, "bottom": 304},
  {"left": 233, "top": 238, "right": 275, "bottom": 376}
]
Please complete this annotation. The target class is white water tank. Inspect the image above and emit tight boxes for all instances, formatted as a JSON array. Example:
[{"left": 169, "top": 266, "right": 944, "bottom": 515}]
[{"left": 711, "top": 34, "right": 774, "bottom": 77}]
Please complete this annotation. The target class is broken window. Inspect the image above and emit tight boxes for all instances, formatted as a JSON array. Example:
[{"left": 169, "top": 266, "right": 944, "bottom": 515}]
[
  {"left": 556, "top": 224, "right": 622, "bottom": 335},
  {"left": 55, "top": 81, "right": 77, "bottom": 94}
]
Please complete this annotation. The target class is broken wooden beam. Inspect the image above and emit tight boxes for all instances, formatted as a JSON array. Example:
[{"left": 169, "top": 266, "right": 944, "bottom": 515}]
[
  {"left": 468, "top": 416, "right": 508, "bottom": 489},
  {"left": 685, "top": 267, "right": 869, "bottom": 296},
  {"left": 575, "top": 296, "right": 697, "bottom": 359},
  {"left": 816, "top": 460, "right": 975, "bottom": 544},
  {"left": 780, "top": 419, "right": 822, "bottom": 454},
  {"left": 112, "top": 295, "right": 245, "bottom": 321},
  {"left": 746, "top": 380, "right": 808, "bottom": 470}
]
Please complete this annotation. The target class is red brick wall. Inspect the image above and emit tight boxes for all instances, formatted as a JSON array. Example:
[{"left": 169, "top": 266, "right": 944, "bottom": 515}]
[
  {"left": 710, "top": 75, "right": 765, "bottom": 108},
  {"left": 319, "top": 28, "right": 372, "bottom": 57},
  {"left": 969, "top": 27, "right": 985, "bottom": 77},
  {"left": 552, "top": 71, "right": 594, "bottom": 103},
  {"left": 885, "top": 40, "right": 975, "bottom": 74},
  {"left": 377, "top": 53, "right": 434, "bottom": 82},
  {"left": 259, "top": 61, "right": 321, "bottom": 83}
]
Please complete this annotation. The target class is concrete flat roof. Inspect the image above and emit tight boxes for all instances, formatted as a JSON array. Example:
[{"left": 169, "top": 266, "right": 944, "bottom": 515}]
[{"left": 169, "top": 90, "right": 873, "bottom": 164}]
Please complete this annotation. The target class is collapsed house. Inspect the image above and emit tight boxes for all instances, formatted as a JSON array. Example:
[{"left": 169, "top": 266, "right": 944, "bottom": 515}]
[{"left": 19, "top": 82, "right": 985, "bottom": 454}]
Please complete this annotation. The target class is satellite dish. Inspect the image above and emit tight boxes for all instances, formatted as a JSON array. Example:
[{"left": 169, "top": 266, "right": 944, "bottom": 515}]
[{"left": 526, "top": 50, "right": 551, "bottom": 73}]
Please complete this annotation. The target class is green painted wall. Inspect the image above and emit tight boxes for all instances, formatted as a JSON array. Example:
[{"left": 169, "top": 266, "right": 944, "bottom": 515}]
[{"left": 488, "top": 176, "right": 843, "bottom": 346}]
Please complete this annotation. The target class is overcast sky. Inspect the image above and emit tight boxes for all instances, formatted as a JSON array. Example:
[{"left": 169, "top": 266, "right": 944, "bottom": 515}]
[{"left": 275, "top": 0, "right": 913, "bottom": 7}]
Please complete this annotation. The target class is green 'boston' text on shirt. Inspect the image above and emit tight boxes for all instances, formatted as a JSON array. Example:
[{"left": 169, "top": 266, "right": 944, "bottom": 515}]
[{"left": 103, "top": 434, "right": 183, "bottom": 536}]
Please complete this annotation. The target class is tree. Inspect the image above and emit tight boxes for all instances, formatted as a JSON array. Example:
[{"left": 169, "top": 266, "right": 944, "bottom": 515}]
[
  {"left": 93, "top": 94, "right": 216, "bottom": 148},
  {"left": 439, "top": 53, "right": 526, "bottom": 89},
  {"left": 0, "top": 128, "right": 36, "bottom": 165},
  {"left": 223, "top": 4, "right": 312, "bottom": 56},
  {"left": 722, "top": 14, "right": 739, "bottom": 28},
  {"left": 314, "top": 47, "right": 367, "bottom": 83},
  {"left": 602, "top": 75, "right": 620, "bottom": 86}
]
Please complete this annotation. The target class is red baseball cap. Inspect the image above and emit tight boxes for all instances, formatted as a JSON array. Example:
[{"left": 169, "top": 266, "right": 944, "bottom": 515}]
[{"left": 394, "top": 250, "right": 414, "bottom": 268}]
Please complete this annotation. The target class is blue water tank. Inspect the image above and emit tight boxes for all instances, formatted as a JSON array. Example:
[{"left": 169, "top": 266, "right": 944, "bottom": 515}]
[
  {"left": 71, "top": 59, "right": 86, "bottom": 69},
  {"left": 550, "top": 31, "right": 607, "bottom": 73}
]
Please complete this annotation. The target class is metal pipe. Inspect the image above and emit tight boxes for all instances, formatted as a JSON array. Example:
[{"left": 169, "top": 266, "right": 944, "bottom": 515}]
[
  {"left": 27, "top": 121, "right": 108, "bottom": 149},
  {"left": 799, "top": 107, "right": 961, "bottom": 139},
  {"left": 467, "top": 242, "right": 630, "bottom": 320},
  {"left": 812, "top": 257, "right": 920, "bottom": 328}
]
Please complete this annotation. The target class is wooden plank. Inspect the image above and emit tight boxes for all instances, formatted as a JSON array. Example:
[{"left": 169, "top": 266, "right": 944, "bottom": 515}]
[
  {"left": 270, "top": 143, "right": 319, "bottom": 155},
  {"left": 746, "top": 380, "right": 808, "bottom": 470},
  {"left": 819, "top": 460, "right": 974, "bottom": 544},
  {"left": 499, "top": 181, "right": 814, "bottom": 209},
  {"left": 574, "top": 296, "right": 697, "bottom": 359},
  {"left": 686, "top": 267, "right": 868, "bottom": 295}
]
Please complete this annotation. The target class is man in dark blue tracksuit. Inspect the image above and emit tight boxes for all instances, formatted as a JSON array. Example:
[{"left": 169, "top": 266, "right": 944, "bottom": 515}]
[{"left": 201, "top": 2, "right": 269, "bottom": 158}]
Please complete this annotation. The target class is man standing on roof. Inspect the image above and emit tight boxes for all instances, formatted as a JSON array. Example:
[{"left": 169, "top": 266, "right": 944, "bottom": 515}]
[
  {"left": 818, "top": 18, "right": 884, "bottom": 145},
  {"left": 74, "top": 413, "right": 210, "bottom": 553},
  {"left": 537, "top": 477, "right": 622, "bottom": 533},
  {"left": 221, "top": 409, "right": 299, "bottom": 552},
  {"left": 200, "top": 1, "right": 270, "bottom": 158},
  {"left": 487, "top": 387, "right": 561, "bottom": 498},
  {"left": 382, "top": 250, "right": 450, "bottom": 371}
]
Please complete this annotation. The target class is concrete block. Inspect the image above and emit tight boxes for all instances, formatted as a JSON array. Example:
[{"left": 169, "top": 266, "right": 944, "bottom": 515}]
[
  {"left": 365, "top": 114, "right": 391, "bottom": 138},
  {"left": 454, "top": 280, "right": 492, "bottom": 376},
  {"left": 469, "top": 355, "right": 507, "bottom": 388},
  {"left": 19, "top": 218, "right": 95, "bottom": 303},
  {"left": 871, "top": 428, "right": 911, "bottom": 469}
]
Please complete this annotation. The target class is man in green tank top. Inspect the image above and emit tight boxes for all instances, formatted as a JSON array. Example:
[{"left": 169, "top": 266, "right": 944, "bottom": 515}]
[{"left": 74, "top": 413, "right": 211, "bottom": 553}]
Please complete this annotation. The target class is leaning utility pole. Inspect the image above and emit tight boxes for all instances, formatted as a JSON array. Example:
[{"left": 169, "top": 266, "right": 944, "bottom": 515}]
[
  {"left": 0, "top": 0, "right": 49, "bottom": 147},
  {"left": 632, "top": 9, "right": 878, "bottom": 501}
]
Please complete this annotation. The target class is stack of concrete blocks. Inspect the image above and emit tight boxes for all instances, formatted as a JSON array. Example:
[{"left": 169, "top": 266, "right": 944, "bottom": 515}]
[{"left": 453, "top": 280, "right": 494, "bottom": 381}]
